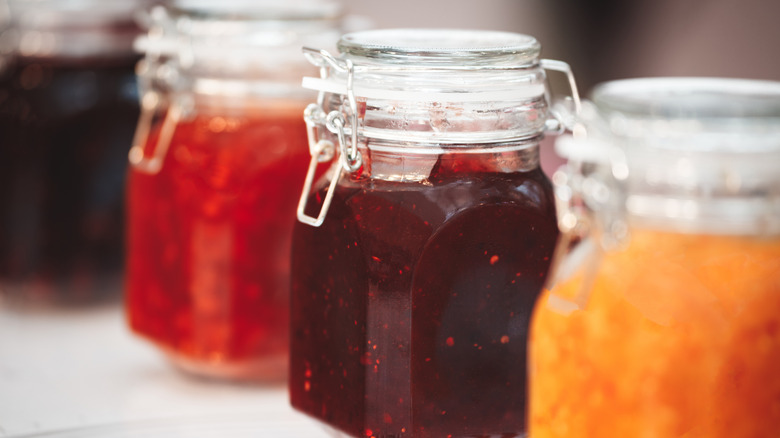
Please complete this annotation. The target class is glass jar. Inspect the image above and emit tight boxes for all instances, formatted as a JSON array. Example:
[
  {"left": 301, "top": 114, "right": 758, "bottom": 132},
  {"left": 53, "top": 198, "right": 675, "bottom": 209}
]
[
  {"left": 0, "top": 0, "right": 152, "bottom": 305},
  {"left": 125, "top": 0, "right": 342, "bottom": 381},
  {"left": 529, "top": 78, "right": 780, "bottom": 437},
  {"left": 290, "top": 29, "right": 579, "bottom": 437}
]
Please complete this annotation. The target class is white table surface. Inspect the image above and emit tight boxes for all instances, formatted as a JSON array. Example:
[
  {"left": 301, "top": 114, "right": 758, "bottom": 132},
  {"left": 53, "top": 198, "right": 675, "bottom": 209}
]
[{"left": 0, "top": 303, "right": 330, "bottom": 437}]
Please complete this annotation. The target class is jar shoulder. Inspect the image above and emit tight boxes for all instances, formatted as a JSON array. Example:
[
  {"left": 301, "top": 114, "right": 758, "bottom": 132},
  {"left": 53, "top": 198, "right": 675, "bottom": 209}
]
[{"left": 295, "top": 169, "right": 558, "bottom": 274}]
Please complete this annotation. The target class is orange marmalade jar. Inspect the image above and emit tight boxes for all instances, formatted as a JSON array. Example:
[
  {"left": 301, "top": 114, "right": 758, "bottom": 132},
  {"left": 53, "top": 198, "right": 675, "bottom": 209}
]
[
  {"left": 125, "top": 0, "right": 342, "bottom": 381},
  {"left": 529, "top": 78, "right": 780, "bottom": 437}
]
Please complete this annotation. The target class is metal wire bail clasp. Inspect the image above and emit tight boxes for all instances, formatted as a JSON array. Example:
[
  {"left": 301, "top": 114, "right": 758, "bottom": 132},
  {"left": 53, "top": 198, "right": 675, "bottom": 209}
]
[
  {"left": 127, "top": 83, "right": 181, "bottom": 175},
  {"left": 128, "top": 13, "right": 179, "bottom": 176},
  {"left": 540, "top": 59, "right": 582, "bottom": 134},
  {"left": 296, "top": 48, "right": 363, "bottom": 227}
]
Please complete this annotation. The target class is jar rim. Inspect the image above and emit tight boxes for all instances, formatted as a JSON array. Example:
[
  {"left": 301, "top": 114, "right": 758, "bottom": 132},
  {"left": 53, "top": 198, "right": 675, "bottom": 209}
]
[
  {"left": 556, "top": 78, "right": 780, "bottom": 236},
  {"left": 168, "top": 0, "right": 342, "bottom": 22},
  {"left": 8, "top": 0, "right": 154, "bottom": 27},
  {"left": 6, "top": 0, "right": 152, "bottom": 59},
  {"left": 593, "top": 77, "right": 780, "bottom": 120},
  {"left": 585, "top": 77, "right": 780, "bottom": 155},
  {"left": 337, "top": 28, "right": 541, "bottom": 66},
  {"left": 136, "top": 2, "right": 342, "bottom": 71}
]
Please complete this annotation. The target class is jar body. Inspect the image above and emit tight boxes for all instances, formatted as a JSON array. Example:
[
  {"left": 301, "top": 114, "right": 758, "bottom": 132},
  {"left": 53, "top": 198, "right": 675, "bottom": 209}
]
[
  {"left": 0, "top": 54, "right": 139, "bottom": 304},
  {"left": 528, "top": 78, "right": 780, "bottom": 437},
  {"left": 126, "top": 97, "right": 309, "bottom": 380},
  {"left": 529, "top": 229, "right": 780, "bottom": 437},
  {"left": 290, "top": 146, "right": 559, "bottom": 437}
]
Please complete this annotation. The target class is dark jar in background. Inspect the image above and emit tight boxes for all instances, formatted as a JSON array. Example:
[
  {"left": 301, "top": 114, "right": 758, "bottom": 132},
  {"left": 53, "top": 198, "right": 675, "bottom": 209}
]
[
  {"left": 125, "top": 0, "right": 342, "bottom": 381},
  {"left": 0, "top": 0, "right": 153, "bottom": 305},
  {"left": 290, "top": 29, "right": 579, "bottom": 437}
]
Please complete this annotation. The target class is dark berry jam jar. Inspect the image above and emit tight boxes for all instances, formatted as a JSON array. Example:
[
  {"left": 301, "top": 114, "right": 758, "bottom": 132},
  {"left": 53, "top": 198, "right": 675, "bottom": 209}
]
[
  {"left": 290, "top": 29, "right": 580, "bottom": 437},
  {"left": 0, "top": 1, "right": 152, "bottom": 305},
  {"left": 125, "top": 1, "right": 342, "bottom": 381}
]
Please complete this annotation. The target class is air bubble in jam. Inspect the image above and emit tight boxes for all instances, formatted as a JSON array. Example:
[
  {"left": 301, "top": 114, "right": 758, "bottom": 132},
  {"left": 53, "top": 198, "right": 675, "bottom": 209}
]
[
  {"left": 290, "top": 151, "right": 559, "bottom": 437},
  {"left": 126, "top": 103, "right": 309, "bottom": 380}
]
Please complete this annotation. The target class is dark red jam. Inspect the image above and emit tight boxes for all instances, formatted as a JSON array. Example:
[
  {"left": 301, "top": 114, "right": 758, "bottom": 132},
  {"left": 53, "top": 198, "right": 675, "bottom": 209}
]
[
  {"left": 0, "top": 57, "right": 139, "bottom": 304},
  {"left": 290, "top": 150, "right": 559, "bottom": 437},
  {"left": 126, "top": 103, "right": 309, "bottom": 380}
]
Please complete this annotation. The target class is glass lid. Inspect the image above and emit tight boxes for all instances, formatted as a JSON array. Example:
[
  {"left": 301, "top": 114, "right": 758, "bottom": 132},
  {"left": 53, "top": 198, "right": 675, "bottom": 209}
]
[
  {"left": 169, "top": 0, "right": 341, "bottom": 21},
  {"left": 556, "top": 77, "right": 780, "bottom": 235},
  {"left": 593, "top": 77, "right": 780, "bottom": 119},
  {"left": 337, "top": 28, "right": 541, "bottom": 66},
  {"left": 591, "top": 77, "right": 780, "bottom": 153}
]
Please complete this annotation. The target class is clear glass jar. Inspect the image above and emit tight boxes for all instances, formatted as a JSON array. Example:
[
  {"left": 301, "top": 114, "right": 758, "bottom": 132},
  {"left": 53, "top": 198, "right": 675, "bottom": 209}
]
[
  {"left": 529, "top": 78, "right": 780, "bottom": 437},
  {"left": 125, "top": 0, "right": 342, "bottom": 381},
  {"left": 0, "top": 0, "right": 153, "bottom": 305},
  {"left": 290, "top": 29, "right": 579, "bottom": 437}
]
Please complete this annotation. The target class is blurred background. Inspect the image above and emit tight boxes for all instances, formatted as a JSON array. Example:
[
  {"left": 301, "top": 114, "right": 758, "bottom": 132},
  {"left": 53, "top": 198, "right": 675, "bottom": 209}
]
[
  {"left": 338, "top": 0, "right": 780, "bottom": 173},
  {"left": 342, "top": 0, "right": 780, "bottom": 95}
]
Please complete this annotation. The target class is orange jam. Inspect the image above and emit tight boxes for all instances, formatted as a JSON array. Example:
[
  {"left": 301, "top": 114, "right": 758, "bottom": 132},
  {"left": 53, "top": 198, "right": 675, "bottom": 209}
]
[{"left": 529, "top": 229, "right": 780, "bottom": 437}]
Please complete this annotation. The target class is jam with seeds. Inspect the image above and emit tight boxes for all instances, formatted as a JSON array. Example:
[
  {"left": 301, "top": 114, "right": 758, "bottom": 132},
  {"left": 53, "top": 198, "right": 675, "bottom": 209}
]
[
  {"left": 290, "top": 150, "right": 558, "bottom": 437},
  {"left": 126, "top": 104, "right": 309, "bottom": 380}
]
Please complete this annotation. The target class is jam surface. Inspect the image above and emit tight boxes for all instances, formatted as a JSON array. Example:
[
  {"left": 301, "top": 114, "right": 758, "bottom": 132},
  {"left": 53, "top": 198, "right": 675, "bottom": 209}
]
[
  {"left": 0, "top": 58, "right": 139, "bottom": 303},
  {"left": 290, "top": 153, "right": 559, "bottom": 437},
  {"left": 529, "top": 230, "right": 780, "bottom": 438},
  {"left": 126, "top": 103, "right": 309, "bottom": 380}
]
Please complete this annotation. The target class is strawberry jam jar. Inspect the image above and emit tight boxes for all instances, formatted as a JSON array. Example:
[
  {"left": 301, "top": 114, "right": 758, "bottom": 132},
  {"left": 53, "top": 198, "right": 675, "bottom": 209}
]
[
  {"left": 290, "top": 29, "right": 580, "bottom": 437},
  {"left": 529, "top": 78, "right": 780, "bottom": 438},
  {"left": 125, "top": 1, "right": 342, "bottom": 381}
]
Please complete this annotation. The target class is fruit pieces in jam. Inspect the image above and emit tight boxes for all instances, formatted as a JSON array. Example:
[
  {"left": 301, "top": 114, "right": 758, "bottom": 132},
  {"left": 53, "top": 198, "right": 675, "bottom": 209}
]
[
  {"left": 290, "top": 152, "right": 559, "bottom": 437},
  {"left": 529, "top": 230, "right": 780, "bottom": 438},
  {"left": 126, "top": 103, "right": 309, "bottom": 380}
]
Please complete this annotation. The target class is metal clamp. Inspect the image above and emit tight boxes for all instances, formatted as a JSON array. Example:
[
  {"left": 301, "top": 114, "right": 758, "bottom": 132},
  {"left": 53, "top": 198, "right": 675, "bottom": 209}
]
[
  {"left": 296, "top": 48, "right": 364, "bottom": 227},
  {"left": 302, "top": 48, "right": 362, "bottom": 172},
  {"left": 540, "top": 59, "right": 582, "bottom": 134},
  {"left": 296, "top": 140, "right": 342, "bottom": 227},
  {"left": 544, "top": 139, "right": 631, "bottom": 313},
  {"left": 545, "top": 162, "right": 601, "bottom": 314},
  {"left": 128, "top": 92, "right": 182, "bottom": 175}
]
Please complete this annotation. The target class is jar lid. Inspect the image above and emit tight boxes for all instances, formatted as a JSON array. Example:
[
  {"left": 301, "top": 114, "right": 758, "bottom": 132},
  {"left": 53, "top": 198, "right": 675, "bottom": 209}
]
[
  {"left": 304, "top": 28, "right": 546, "bottom": 103},
  {"left": 558, "top": 77, "right": 780, "bottom": 159},
  {"left": 8, "top": 0, "right": 151, "bottom": 27},
  {"left": 135, "top": 0, "right": 342, "bottom": 78},
  {"left": 337, "top": 28, "right": 541, "bottom": 67},
  {"left": 170, "top": 0, "right": 341, "bottom": 21},
  {"left": 556, "top": 77, "right": 780, "bottom": 235},
  {"left": 594, "top": 77, "right": 780, "bottom": 118},
  {"left": 5, "top": 0, "right": 154, "bottom": 59},
  {"left": 592, "top": 77, "right": 780, "bottom": 153},
  {"left": 302, "top": 29, "right": 557, "bottom": 146}
]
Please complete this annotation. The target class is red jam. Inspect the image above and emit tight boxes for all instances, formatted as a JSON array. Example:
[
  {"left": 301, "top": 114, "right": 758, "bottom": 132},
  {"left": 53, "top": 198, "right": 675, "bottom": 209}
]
[
  {"left": 126, "top": 102, "right": 309, "bottom": 380},
  {"left": 290, "top": 151, "right": 559, "bottom": 437}
]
